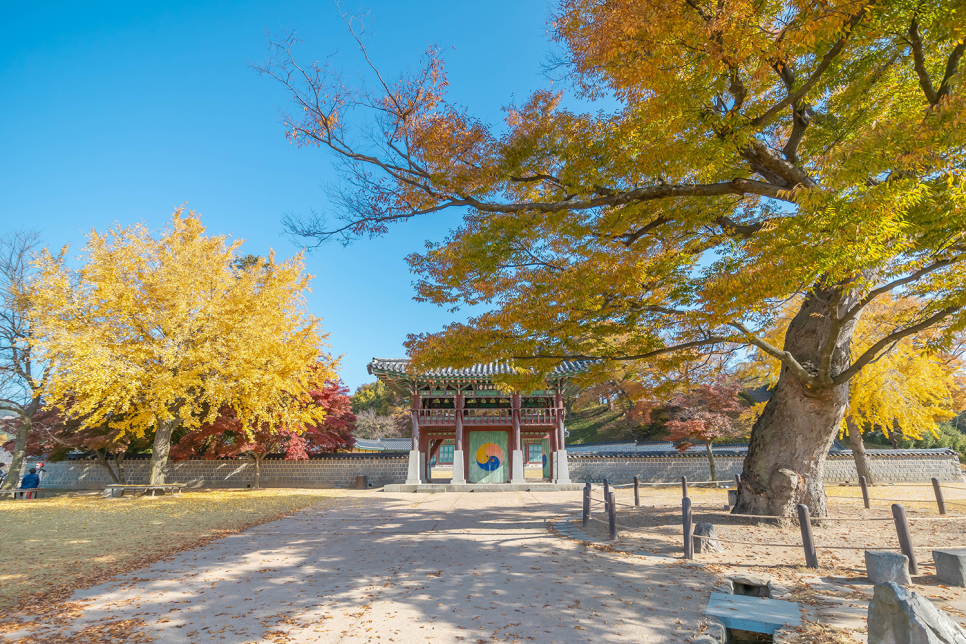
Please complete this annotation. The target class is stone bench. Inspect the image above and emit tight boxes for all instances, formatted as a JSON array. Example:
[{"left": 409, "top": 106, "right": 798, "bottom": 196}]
[
  {"left": 0, "top": 488, "right": 52, "bottom": 500},
  {"left": 705, "top": 592, "right": 801, "bottom": 635},
  {"left": 933, "top": 549, "right": 966, "bottom": 586},
  {"left": 103, "top": 484, "right": 185, "bottom": 498}
]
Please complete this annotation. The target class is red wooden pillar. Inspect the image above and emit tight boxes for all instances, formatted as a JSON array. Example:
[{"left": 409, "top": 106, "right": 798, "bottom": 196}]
[{"left": 453, "top": 392, "right": 466, "bottom": 484}]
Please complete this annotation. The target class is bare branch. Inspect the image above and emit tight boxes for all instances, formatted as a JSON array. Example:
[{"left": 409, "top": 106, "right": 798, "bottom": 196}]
[
  {"left": 908, "top": 18, "right": 939, "bottom": 104},
  {"left": 728, "top": 321, "right": 817, "bottom": 386}
]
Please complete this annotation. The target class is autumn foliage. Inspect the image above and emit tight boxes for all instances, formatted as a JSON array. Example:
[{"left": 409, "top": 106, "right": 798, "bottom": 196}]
[{"left": 29, "top": 211, "right": 338, "bottom": 484}]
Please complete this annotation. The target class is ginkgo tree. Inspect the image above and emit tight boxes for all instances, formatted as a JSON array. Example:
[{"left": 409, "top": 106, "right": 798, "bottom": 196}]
[
  {"left": 29, "top": 211, "right": 336, "bottom": 485},
  {"left": 262, "top": 1, "right": 966, "bottom": 515}
]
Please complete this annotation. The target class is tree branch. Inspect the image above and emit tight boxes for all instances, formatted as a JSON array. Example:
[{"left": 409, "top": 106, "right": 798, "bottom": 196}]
[
  {"left": 751, "top": 4, "right": 870, "bottom": 128},
  {"left": 728, "top": 321, "right": 817, "bottom": 386},
  {"left": 908, "top": 18, "right": 940, "bottom": 104},
  {"left": 832, "top": 306, "right": 962, "bottom": 385},
  {"left": 511, "top": 336, "right": 737, "bottom": 362}
]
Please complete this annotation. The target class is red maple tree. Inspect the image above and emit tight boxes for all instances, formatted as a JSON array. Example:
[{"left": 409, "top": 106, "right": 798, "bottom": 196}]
[
  {"left": 169, "top": 379, "right": 356, "bottom": 489},
  {"left": 664, "top": 380, "right": 745, "bottom": 482}
]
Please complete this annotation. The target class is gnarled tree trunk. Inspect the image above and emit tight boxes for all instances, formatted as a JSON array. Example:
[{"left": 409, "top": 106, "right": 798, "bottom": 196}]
[
  {"left": 1, "top": 415, "right": 30, "bottom": 490},
  {"left": 149, "top": 417, "right": 179, "bottom": 485},
  {"left": 94, "top": 448, "right": 121, "bottom": 484},
  {"left": 734, "top": 286, "right": 861, "bottom": 517},
  {"left": 846, "top": 416, "right": 873, "bottom": 485}
]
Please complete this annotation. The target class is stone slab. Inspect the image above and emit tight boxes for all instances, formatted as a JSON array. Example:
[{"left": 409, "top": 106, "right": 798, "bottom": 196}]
[
  {"left": 866, "top": 550, "right": 912, "bottom": 585},
  {"left": 705, "top": 592, "right": 802, "bottom": 634},
  {"left": 384, "top": 482, "right": 586, "bottom": 493},
  {"left": 934, "top": 549, "right": 966, "bottom": 587}
]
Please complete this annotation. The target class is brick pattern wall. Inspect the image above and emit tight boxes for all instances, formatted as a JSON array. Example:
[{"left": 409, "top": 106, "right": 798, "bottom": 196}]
[
  {"left": 29, "top": 451, "right": 961, "bottom": 489},
  {"left": 567, "top": 452, "right": 962, "bottom": 485},
  {"left": 37, "top": 455, "right": 409, "bottom": 490}
]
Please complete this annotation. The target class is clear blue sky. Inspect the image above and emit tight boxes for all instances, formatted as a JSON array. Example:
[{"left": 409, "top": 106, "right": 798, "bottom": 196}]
[{"left": 0, "top": 1, "right": 573, "bottom": 392}]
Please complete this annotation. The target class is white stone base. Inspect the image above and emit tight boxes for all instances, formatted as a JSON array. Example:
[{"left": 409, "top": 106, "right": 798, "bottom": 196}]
[
  {"left": 555, "top": 450, "right": 571, "bottom": 483},
  {"left": 405, "top": 450, "right": 424, "bottom": 485},
  {"left": 510, "top": 449, "right": 525, "bottom": 484},
  {"left": 451, "top": 450, "right": 466, "bottom": 485}
]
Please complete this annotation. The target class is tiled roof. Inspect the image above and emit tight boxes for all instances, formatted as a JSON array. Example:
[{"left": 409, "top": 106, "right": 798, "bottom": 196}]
[
  {"left": 353, "top": 438, "right": 386, "bottom": 451},
  {"left": 377, "top": 438, "right": 414, "bottom": 451},
  {"left": 367, "top": 358, "right": 593, "bottom": 378}
]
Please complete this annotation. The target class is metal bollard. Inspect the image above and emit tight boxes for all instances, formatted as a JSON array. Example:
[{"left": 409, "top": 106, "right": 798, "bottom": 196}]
[
  {"left": 634, "top": 476, "right": 640, "bottom": 507},
  {"left": 682, "top": 497, "right": 693, "bottom": 559},
  {"left": 932, "top": 478, "right": 947, "bottom": 515},
  {"left": 797, "top": 504, "right": 818, "bottom": 569},
  {"left": 682, "top": 476, "right": 689, "bottom": 499},
  {"left": 859, "top": 476, "right": 870, "bottom": 509},
  {"left": 892, "top": 504, "right": 919, "bottom": 574},
  {"left": 582, "top": 484, "right": 590, "bottom": 527},
  {"left": 608, "top": 491, "right": 618, "bottom": 540}
]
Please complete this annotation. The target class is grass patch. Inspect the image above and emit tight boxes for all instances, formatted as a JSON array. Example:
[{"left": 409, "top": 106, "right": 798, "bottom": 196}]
[
  {"left": 566, "top": 405, "right": 633, "bottom": 444},
  {"left": 0, "top": 488, "right": 353, "bottom": 613}
]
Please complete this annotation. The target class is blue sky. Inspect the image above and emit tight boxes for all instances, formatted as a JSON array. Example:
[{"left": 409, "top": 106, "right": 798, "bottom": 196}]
[{"left": 0, "top": 1, "right": 574, "bottom": 392}]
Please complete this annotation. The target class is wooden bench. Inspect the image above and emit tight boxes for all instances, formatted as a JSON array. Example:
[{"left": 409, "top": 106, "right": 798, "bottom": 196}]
[
  {"left": 104, "top": 484, "right": 185, "bottom": 498},
  {"left": 0, "top": 488, "right": 52, "bottom": 500}
]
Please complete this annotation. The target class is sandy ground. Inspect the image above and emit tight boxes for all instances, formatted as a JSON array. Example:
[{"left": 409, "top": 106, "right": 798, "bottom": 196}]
[
  {"left": 575, "top": 481, "right": 966, "bottom": 639},
  {"left": 2, "top": 490, "right": 720, "bottom": 644}
]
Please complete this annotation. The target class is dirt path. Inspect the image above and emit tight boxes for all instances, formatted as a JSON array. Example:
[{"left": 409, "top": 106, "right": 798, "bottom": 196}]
[{"left": 3, "top": 490, "right": 719, "bottom": 643}]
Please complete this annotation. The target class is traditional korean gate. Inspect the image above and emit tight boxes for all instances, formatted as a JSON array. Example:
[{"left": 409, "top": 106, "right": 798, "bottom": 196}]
[{"left": 469, "top": 431, "right": 508, "bottom": 484}]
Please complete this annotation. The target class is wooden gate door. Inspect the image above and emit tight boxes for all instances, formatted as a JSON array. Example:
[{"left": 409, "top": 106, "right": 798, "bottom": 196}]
[
  {"left": 541, "top": 438, "right": 551, "bottom": 479},
  {"left": 469, "top": 431, "right": 509, "bottom": 484}
]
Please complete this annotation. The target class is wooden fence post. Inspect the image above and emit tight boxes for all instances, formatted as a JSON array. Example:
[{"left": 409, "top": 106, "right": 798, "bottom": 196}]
[
  {"left": 797, "top": 504, "right": 818, "bottom": 569},
  {"left": 859, "top": 476, "right": 870, "bottom": 509},
  {"left": 634, "top": 476, "right": 640, "bottom": 507},
  {"left": 582, "top": 483, "right": 590, "bottom": 527},
  {"left": 603, "top": 478, "right": 610, "bottom": 511},
  {"left": 682, "top": 476, "right": 689, "bottom": 499},
  {"left": 683, "top": 497, "right": 693, "bottom": 559},
  {"left": 892, "top": 503, "right": 919, "bottom": 575},
  {"left": 608, "top": 491, "right": 618, "bottom": 540},
  {"left": 734, "top": 473, "right": 741, "bottom": 488},
  {"left": 932, "top": 478, "right": 947, "bottom": 516}
]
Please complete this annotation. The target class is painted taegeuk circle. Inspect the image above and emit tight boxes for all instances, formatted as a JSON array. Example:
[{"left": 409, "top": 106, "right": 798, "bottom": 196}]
[{"left": 475, "top": 443, "right": 503, "bottom": 472}]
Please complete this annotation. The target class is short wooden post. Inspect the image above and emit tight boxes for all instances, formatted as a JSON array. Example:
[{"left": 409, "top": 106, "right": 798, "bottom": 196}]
[
  {"left": 859, "top": 476, "right": 870, "bottom": 509},
  {"left": 633, "top": 476, "right": 640, "bottom": 507},
  {"left": 683, "top": 497, "right": 694, "bottom": 559},
  {"left": 892, "top": 503, "right": 919, "bottom": 574},
  {"left": 582, "top": 484, "right": 590, "bottom": 527},
  {"left": 797, "top": 504, "right": 818, "bottom": 569},
  {"left": 603, "top": 479, "right": 610, "bottom": 512},
  {"left": 735, "top": 473, "right": 741, "bottom": 488},
  {"left": 682, "top": 476, "right": 689, "bottom": 499},
  {"left": 932, "top": 478, "right": 947, "bottom": 515},
  {"left": 608, "top": 491, "right": 618, "bottom": 540}
]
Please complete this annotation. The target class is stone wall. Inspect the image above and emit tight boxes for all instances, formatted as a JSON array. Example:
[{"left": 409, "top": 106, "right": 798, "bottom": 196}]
[
  {"left": 567, "top": 450, "right": 963, "bottom": 485},
  {"left": 36, "top": 454, "right": 409, "bottom": 490},
  {"left": 26, "top": 449, "right": 962, "bottom": 489}
]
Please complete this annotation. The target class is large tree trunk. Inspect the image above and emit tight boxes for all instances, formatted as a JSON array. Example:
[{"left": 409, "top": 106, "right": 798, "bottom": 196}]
[
  {"left": 117, "top": 452, "right": 126, "bottom": 485},
  {"left": 734, "top": 286, "right": 860, "bottom": 517},
  {"left": 1, "top": 415, "right": 30, "bottom": 490},
  {"left": 705, "top": 440, "right": 717, "bottom": 483},
  {"left": 149, "top": 417, "right": 179, "bottom": 485},
  {"left": 846, "top": 416, "right": 873, "bottom": 485},
  {"left": 250, "top": 453, "right": 262, "bottom": 490}
]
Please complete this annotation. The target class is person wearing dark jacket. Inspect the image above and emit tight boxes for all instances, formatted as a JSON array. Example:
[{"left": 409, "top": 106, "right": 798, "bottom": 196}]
[{"left": 19, "top": 468, "right": 40, "bottom": 489}]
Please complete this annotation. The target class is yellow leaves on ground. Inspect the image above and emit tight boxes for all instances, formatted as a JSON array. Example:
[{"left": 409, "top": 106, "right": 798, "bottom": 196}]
[
  {"left": 0, "top": 489, "right": 353, "bottom": 612},
  {"left": 29, "top": 209, "right": 336, "bottom": 439}
]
